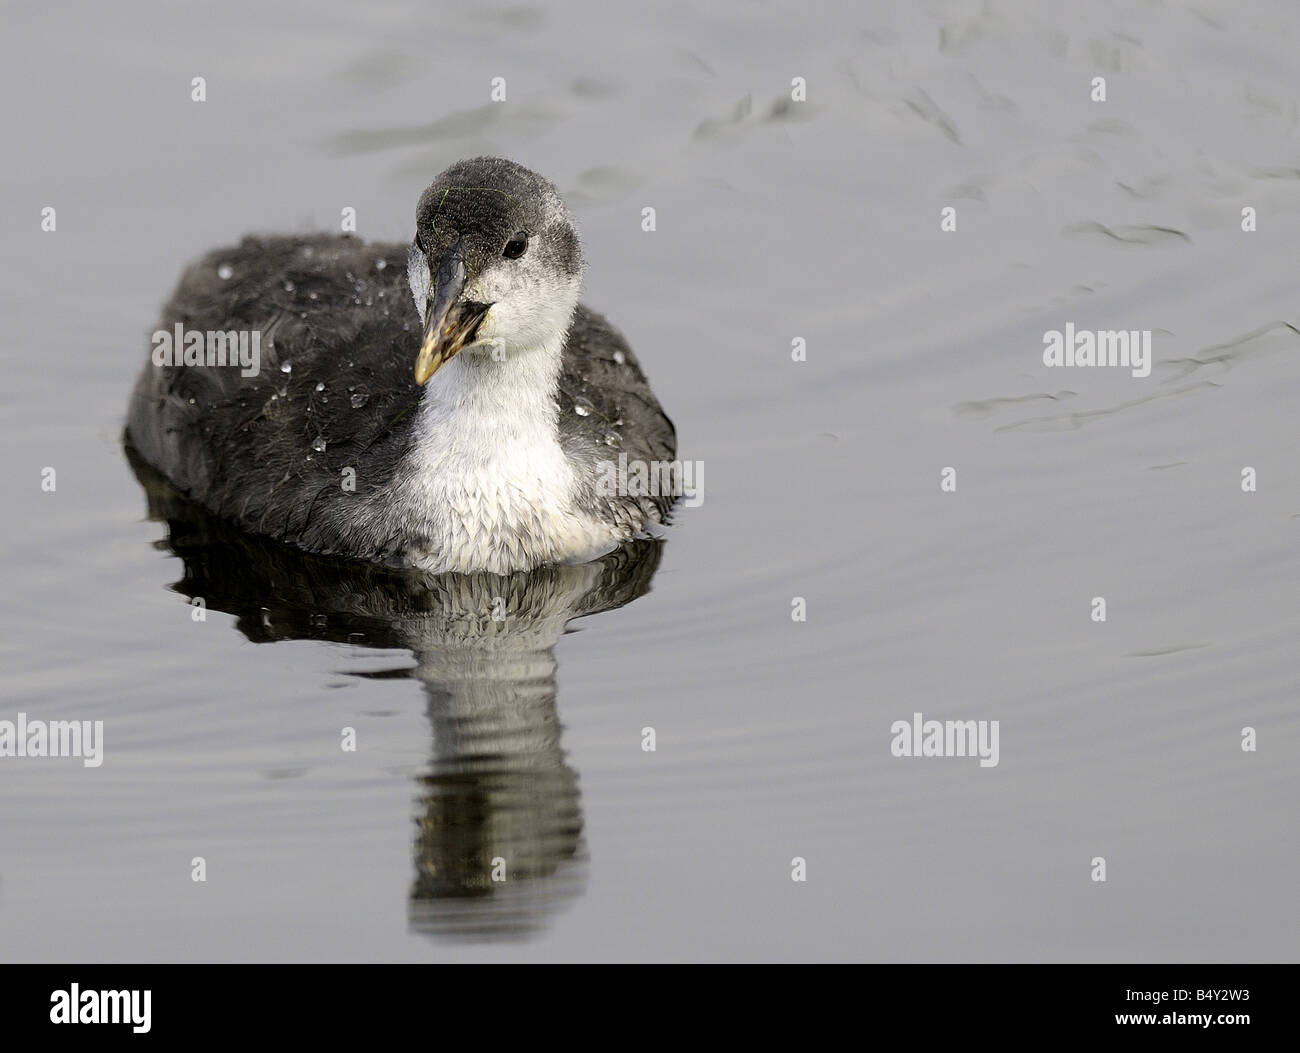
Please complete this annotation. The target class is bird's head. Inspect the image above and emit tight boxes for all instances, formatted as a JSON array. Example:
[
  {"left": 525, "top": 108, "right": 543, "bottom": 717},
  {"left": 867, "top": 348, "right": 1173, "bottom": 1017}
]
[{"left": 407, "top": 157, "right": 584, "bottom": 385}]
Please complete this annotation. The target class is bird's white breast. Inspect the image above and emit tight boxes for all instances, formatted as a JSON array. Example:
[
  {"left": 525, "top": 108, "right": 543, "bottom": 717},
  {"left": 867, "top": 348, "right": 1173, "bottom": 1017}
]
[{"left": 389, "top": 342, "right": 616, "bottom": 573}]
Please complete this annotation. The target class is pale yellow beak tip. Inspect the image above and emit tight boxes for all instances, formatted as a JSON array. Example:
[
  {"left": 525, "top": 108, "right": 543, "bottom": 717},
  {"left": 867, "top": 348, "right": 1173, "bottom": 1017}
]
[{"left": 414, "top": 341, "right": 442, "bottom": 386}]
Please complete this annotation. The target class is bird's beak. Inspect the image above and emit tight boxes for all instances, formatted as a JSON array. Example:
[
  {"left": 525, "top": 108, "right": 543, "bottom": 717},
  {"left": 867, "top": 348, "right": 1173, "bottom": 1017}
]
[{"left": 414, "top": 240, "right": 490, "bottom": 386}]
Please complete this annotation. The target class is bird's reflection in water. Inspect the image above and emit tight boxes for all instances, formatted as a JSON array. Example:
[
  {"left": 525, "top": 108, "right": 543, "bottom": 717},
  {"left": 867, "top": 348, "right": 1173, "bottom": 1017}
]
[{"left": 127, "top": 446, "right": 665, "bottom": 941}]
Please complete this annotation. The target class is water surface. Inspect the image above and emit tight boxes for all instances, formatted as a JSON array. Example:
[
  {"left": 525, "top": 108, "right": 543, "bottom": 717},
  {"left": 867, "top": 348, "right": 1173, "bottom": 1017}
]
[{"left": 1, "top": 0, "right": 1297, "bottom": 961}]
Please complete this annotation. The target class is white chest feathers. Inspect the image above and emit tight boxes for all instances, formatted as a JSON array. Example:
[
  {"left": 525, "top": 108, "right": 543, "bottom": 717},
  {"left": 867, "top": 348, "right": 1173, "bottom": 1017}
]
[{"left": 387, "top": 346, "right": 617, "bottom": 573}]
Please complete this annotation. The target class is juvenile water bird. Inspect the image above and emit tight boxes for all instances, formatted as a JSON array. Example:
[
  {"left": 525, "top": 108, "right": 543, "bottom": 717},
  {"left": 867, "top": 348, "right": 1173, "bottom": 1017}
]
[{"left": 127, "top": 157, "right": 676, "bottom": 574}]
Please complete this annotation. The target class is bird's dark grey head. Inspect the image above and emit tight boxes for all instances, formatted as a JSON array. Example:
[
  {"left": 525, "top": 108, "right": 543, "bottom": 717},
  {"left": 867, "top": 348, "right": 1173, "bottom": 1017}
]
[{"left": 407, "top": 157, "right": 584, "bottom": 384}]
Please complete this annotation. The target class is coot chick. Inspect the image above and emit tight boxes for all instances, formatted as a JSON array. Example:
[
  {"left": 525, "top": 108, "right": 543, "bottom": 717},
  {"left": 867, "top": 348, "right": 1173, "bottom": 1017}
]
[{"left": 127, "top": 157, "right": 676, "bottom": 574}]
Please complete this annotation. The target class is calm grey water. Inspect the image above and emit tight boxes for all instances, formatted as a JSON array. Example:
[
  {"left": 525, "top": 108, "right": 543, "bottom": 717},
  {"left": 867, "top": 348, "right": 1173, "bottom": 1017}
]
[{"left": 2, "top": 0, "right": 1297, "bottom": 962}]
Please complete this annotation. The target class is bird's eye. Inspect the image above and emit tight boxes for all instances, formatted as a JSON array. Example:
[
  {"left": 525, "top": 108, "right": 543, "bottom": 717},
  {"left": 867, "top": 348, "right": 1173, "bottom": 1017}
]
[{"left": 503, "top": 232, "right": 529, "bottom": 259}]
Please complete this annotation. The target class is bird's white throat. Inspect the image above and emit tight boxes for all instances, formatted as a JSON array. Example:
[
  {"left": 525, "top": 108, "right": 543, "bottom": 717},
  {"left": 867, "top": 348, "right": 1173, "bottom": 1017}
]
[{"left": 391, "top": 334, "right": 614, "bottom": 573}]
